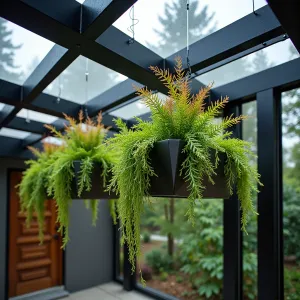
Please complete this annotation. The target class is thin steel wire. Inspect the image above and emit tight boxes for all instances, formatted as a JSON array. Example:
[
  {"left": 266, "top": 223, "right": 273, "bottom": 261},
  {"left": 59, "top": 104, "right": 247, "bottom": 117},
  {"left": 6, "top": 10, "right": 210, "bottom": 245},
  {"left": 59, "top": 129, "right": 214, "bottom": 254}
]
[
  {"left": 186, "top": 0, "right": 192, "bottom": 77},
  {"left": 127, "top": 5, "right": 139, "bottom": 44},
  {"left": 84, "top": 57, "right": 89, "bottom": 117}
]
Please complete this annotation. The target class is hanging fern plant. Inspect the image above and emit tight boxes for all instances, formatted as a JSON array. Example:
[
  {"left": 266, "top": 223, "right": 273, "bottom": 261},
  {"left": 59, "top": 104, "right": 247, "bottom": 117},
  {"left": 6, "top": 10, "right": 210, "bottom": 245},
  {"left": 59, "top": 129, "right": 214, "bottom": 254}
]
[
  {"left": 19, "top": 111, "right": 117, "bottom": 247},
  {"left": 108, "top": 57, "right": 262, "bottom": 275},
  {"left": 19, "top": 143, "right": 62, "bottom": 241}
]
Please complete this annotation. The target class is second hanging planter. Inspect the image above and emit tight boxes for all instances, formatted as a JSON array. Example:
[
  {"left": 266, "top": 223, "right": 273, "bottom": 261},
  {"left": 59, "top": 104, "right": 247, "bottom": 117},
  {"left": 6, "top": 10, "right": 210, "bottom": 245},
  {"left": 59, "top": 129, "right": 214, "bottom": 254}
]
[
  {"left": 148, "top": 139, "right": 230, "bottom": 199},
  {"left": 72, "top": 160, "right": 116, "bottom": 199}
]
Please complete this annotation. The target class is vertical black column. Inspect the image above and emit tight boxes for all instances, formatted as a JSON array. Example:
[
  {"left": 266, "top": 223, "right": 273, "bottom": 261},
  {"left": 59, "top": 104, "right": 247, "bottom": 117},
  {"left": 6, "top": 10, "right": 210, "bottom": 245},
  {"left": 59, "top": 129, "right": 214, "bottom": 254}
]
[
  {"left": 112, "top": 219, "right": 120, "bottom": 281},
  {"left": 223, "top": 104, "right": 243, "bottom": 300},
  {"left": 123, "top": 243, "right": 136, "bottom": 291},
  {"left": 257, "top": 89, "right": 283, "bottom": 300}
]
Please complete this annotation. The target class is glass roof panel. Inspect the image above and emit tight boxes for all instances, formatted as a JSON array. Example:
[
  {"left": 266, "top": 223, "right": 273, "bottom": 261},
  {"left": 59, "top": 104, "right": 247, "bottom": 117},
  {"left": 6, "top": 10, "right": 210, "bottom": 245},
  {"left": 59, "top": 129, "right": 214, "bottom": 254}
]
[
  {"left": 0, "top": 127, "right": 31, "bottom": 139},
  {"left": 17, "top": 109, "right": 59, "bottom": 124},
  {"left": 110, "top": 93, "right": 167, "bottom": 120},
  {"left": 196, "top": 39, "right": 299, "bottom": 88},
  {"left": 0, "top": 17, "right": 54, "bottom": 85},
  {"left": 114, "top": 0, "right": 267, "bottom": 58},
  {"left": 43, "top": 56, "right": 127, "bottom": 104},
  {"left": 43, "top": 136, "right": 64, "bottom": 145}
]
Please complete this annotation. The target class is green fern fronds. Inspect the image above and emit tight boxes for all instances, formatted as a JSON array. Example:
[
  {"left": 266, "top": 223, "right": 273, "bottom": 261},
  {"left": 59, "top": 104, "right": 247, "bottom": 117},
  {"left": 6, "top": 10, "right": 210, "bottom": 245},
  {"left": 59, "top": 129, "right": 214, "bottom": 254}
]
[{"left": 109, "top": 57, "right": 262, "bottom": 272}]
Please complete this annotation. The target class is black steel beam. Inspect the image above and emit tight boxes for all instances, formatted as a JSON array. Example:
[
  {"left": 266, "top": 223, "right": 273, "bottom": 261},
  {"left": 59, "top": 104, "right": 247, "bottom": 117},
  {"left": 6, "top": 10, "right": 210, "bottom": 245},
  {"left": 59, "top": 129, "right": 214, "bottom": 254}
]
[
  {"left": 86, "top": 79, "right": 143, "bottom": 116},
  {"left": 223, "top": 104, "right": 243, "bottom": 300},
  {"left": 257, "top": 89, "right": 283, "bottom": 300},
  {"left": 166, "top": 5, "right": 285, "bottom": 73},
  {"left": 214, "top": 58, "right": 300, "bottom": 102},
  {"left": 267, "top": 0, "right": 300, "bottom": 53},
  {"left": 21, "top": 0, "right": 81, "bottom": 31}
]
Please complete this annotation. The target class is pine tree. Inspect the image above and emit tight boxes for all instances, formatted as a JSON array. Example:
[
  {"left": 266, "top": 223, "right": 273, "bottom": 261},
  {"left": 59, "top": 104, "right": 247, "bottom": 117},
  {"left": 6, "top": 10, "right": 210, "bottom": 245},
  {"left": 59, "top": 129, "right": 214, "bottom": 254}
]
[
  {"left": 0, "top": 18, "right": 21, "bottom": 83},
  {"left": 147, "top": 0, "right": 216, "bottom": 57}
]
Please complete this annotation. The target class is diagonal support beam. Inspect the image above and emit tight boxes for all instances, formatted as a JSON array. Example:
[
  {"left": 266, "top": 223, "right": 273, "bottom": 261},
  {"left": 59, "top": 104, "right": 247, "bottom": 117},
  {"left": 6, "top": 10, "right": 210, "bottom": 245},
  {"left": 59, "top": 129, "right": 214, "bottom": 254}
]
[{"left": 0, "top": 0, "right": 137, "bottom": 128}]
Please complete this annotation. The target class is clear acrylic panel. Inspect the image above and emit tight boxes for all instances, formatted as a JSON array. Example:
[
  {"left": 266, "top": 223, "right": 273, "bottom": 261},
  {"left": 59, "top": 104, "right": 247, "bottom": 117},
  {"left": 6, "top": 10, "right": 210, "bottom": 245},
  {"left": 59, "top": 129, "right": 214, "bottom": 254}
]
[
  {"left": 0, "top": 127, "right": 31, "bottom": 139},
  {"left": 114, "top": 0, "right": 267, "bottom": 58},
  {"left": 196, "top": 39, "right": 299, "bottom": 88},
  {"left": 0, "top": 17, "right": 54, "bottom": 85},
  {"left": 17, "top": 109, "right": 58, "bottom": 124},
  {"left": 43, "top": 56, "right": 127, "bottom": 104}
]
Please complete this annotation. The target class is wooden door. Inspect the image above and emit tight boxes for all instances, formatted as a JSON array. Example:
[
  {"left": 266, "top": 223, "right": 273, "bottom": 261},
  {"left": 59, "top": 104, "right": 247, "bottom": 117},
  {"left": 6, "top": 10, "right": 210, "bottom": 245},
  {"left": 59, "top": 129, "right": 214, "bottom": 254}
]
[{"left": 8, "top": 171, "right": 63, "bottom": 297}]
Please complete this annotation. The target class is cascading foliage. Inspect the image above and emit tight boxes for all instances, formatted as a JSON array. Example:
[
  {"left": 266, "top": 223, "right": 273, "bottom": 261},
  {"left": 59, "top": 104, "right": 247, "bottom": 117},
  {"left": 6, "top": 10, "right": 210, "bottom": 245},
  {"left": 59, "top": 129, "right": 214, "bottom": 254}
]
[
  {"left": 19, "top": 143, "right": 62, "bottom": 241},
  {"left": 108, "top": 57, "right": 262, "bottom": 275},
  {"left": 45, "top": 111, "right": 117, "bottom": 246},
  {"left": 19, "top": 111, "right": 117, "bottom": 247}
]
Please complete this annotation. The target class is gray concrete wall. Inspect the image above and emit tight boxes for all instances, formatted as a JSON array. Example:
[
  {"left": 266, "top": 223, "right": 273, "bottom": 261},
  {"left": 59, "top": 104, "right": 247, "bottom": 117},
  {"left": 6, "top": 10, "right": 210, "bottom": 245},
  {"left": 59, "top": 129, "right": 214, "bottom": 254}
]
[
  {"left": 65, "top": 200, "right": 113, "bottom": 292},
  {"left": 0, "top": 158, "right": 113, "bottom": 299}
]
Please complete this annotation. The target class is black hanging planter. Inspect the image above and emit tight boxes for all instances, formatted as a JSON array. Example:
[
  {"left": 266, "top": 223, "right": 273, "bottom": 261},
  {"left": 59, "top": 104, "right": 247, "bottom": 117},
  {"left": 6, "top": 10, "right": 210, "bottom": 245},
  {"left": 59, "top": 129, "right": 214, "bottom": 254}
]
[
  {"left": 72, "top": 161, "right": 116, "bottom": 199},
  {"left": 148, "top": 139, "right": 230, "bottom": 199}
]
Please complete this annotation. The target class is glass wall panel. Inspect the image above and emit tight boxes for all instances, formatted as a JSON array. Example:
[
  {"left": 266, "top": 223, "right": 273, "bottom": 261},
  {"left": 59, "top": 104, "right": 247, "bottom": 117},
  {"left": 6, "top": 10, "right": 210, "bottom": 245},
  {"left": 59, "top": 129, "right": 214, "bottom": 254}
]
[
  {"left": 0, "top": 17, "right": 54, "bottom": 85},
  {"left": 282, "top": 88, "right": 300, "bottom": 299},
  {"left": 43, "top": 56, "right": 127, "bottom": 104},
  {"left": 196, "top": 39, "right": 299, "bottom": 88},
  {"left": 242, "top": 101, "right": 258, "bottom": 299},
  {"left": 114, "top": 0, "right": 267, "bottom": 58},
  {"left": 137, "top": 198, "right": 223, "bottom": 299}
]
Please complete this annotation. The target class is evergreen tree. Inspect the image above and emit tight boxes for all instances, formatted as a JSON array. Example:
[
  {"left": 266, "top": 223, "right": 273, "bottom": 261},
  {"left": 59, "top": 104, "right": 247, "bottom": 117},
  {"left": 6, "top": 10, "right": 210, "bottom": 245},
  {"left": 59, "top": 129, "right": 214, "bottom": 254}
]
[
  {"left": 0, "top": 18, "right": 21, "bottom": 83},
  {"left": 147, "top": 0, "right": 216, "bottom": 57}
]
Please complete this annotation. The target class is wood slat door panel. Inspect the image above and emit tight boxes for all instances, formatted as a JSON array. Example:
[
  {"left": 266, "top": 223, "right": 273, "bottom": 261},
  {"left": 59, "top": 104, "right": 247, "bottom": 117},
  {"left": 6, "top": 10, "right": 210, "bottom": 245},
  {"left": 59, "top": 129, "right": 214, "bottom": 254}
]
[{"left": 8, "top": 171, "right": 63, "bottom": 297}]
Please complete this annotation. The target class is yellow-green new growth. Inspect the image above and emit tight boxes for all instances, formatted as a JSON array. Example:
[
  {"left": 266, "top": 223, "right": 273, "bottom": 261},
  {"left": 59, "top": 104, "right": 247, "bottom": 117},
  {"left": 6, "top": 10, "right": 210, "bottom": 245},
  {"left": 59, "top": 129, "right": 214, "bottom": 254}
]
[{"left": 108, "top": 57, "right": 262, "bottom": 272}]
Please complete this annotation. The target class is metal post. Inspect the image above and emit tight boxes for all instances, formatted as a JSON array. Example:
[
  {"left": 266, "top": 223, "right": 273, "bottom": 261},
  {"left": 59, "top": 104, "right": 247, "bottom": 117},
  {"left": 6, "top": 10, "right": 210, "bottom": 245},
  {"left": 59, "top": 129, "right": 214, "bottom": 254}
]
[
  {"left": 223, "top": 104, "right": 243, "bottom": 300},
  {"left": 257, "top": 89, "right": 283, "bottom": 300},
  {"left": 123, "top": 242, "right": 136, "bottom": 291}
]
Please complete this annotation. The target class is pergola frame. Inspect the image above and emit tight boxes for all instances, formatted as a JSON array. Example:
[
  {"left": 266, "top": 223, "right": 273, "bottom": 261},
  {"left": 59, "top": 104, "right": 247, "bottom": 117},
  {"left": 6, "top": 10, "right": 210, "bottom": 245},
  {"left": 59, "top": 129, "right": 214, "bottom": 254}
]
[{"left": 1, "top": 1, "right": 300, "bottom": 300}]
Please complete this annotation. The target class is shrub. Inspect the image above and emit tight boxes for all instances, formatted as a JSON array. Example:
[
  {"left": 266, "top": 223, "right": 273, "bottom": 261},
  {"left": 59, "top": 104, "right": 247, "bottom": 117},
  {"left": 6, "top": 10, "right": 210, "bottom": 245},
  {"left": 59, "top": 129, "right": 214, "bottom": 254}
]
[
  {"left": 145, "top": 249, "right": 173, "bottom": 274},
  {"left": 179, "top": 200, "right": 257, "bottom": 299},
  {"left": 159, "top": 272, "right": 168, "bottom": 281},
  {"left": 285, "top": 266, "right": 300, "bottom": 300},
  {"left": 176, "top": 275, "right": 183, "bottom": 283},
  {"left": 283, "top": 184, "right": 300, "bottom": 261},
  {"left": 141, "top": 265, "right": 153, "bottom": 280},
  {"left": 142, "top": 231, "right": 151, "bottom": 243}
]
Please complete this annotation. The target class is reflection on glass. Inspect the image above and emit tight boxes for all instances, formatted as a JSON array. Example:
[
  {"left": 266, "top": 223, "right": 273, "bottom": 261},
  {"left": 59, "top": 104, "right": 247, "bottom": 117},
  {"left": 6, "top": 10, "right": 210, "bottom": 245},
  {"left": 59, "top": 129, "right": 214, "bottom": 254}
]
[
  {"left": 0, "top": 127, "right": 31, "bottom": 139},
  {"left": 138, "top": 198, "right": 223, "bottom": 299},
  {"left": 282, "top": 88, "right": 300, "bottom": 298},
  {"left": 114, "top": 0, "right": 266, "bottom": 58},
  {"left": 0, "top": 17, "right": 54, "bottom": 85},
  {"left": 17, "top": 109, "right": 58, "bottom": 124},
  {"left": 196, "top": 39, "right": 299, "bottom": 87},
  {"left": 43, "top": 56, "right": 127, "bottom": 104},
  {"left": 242, "top": 101, "right": 258, "bottom": 299}
]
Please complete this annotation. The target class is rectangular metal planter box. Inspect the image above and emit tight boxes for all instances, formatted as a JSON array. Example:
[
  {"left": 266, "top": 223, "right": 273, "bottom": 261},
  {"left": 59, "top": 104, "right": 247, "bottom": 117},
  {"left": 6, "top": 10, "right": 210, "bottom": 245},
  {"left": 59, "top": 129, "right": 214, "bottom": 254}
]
[
  {"left": 72, "top": 160, "right": 116, "bottom": 199},
  {"left": 148, "top": 139, "right": 230, "bottom": 199}
]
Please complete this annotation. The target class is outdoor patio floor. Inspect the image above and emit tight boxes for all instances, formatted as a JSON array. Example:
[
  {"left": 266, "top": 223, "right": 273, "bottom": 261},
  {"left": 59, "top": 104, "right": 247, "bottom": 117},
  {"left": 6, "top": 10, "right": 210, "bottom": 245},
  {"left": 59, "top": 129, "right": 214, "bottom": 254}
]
[{"left": 64, "top": 282, "right": 153, "bottom": 300}]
